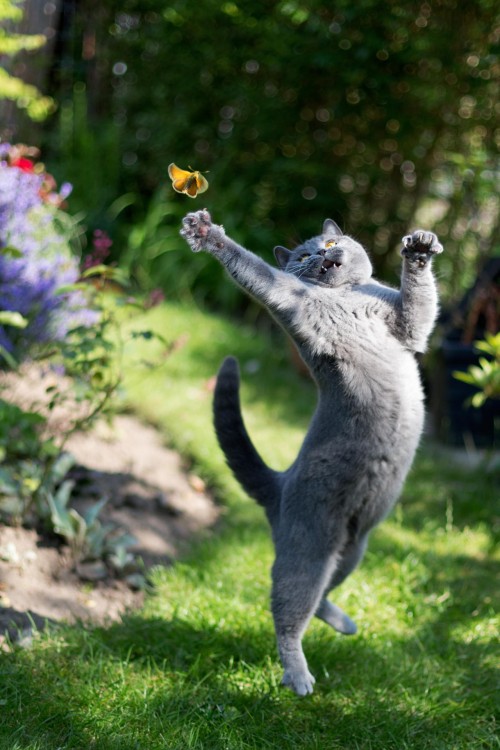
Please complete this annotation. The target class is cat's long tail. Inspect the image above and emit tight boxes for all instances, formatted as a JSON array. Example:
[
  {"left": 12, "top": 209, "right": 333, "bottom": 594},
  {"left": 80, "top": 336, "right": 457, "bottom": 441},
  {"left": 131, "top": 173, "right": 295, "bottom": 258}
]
[{"left": 213, "top": 356, "right": 282, "bottom": 515}]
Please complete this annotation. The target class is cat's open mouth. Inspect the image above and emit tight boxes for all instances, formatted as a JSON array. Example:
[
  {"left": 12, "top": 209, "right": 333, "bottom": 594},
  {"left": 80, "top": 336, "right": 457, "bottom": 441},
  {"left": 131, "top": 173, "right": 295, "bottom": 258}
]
[{"left": 320, "top": 259, "right": 342, "bottom": 274}]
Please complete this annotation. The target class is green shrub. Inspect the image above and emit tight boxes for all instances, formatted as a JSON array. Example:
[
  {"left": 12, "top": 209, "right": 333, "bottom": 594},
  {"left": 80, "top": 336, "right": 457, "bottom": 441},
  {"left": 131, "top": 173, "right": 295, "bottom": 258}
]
[
  {"left": 46, "top": 0, "right": 499, "bottom": 307},
  {"left": 454, "top": 332, "right": 500, "bottom": 407}
]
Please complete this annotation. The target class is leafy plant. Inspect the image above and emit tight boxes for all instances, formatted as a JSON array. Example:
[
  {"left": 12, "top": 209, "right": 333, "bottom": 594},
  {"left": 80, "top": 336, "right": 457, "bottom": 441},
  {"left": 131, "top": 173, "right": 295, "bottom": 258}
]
[
  {"left": 0, "top": 307, "right": 28, "bottom": 368},
  {"left": 0, "top": 0, "right": 54, "bottom": 122},
  {"left": 0, "top": 400, "right": 61, "bottom": 521},
  {"left": 47, "top": 484, "right": 145, "bottom": 586},
  {"left": 0, "top": 244, "right": 167, "bottom": 579},
  {"left": 0, "top": 397, "right": 145, "bottom": 577},
  {"left": 0, "top": 398, "right": 56, "bottom": 462},
  {"left": 453, "top": 332, "right": 500, "bottom": 407},
  {"left": 0, "top": 280, "right": 165, "bottom": 575},
  {"left": 0, "top": 439, "right": 70, "bottom": 523},
  {"left": 0, "top": 145, "right": 167, "bottom": 580}
]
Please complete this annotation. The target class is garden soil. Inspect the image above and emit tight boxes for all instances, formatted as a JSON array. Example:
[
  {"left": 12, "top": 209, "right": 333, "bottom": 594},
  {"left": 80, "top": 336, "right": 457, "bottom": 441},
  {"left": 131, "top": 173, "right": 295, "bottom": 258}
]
[{"left": 0, "top": 367, "right": 219, "bottom": 644}]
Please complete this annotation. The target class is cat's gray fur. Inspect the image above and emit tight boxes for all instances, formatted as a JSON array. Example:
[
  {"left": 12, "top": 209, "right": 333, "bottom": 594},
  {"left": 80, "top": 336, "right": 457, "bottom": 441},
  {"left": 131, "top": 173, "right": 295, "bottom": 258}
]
[{"left": 180, "top": 209, "right": 443, "bottom": 696}]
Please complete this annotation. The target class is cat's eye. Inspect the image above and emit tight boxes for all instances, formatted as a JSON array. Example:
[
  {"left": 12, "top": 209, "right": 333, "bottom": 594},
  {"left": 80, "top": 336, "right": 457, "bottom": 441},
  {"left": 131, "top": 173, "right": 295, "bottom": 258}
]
[
  {"left": 325, "top": 240, "right": 337, "bottom": 248},
  {"left": 298, "top": 253, "right": 310, "bottom": 262}
]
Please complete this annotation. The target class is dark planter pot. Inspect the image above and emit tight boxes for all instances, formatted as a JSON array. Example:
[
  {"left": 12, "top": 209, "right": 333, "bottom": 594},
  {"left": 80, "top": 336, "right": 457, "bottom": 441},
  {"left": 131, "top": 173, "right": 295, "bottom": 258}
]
[{"left": 432, "top": 340, "right": 500, "bottom": 448}]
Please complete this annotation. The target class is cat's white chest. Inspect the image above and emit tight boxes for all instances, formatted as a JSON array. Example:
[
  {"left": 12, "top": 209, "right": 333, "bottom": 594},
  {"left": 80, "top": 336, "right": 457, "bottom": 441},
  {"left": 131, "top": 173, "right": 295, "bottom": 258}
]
[{"left": 299, "top": 287, "right": 388, "bottom": 361}]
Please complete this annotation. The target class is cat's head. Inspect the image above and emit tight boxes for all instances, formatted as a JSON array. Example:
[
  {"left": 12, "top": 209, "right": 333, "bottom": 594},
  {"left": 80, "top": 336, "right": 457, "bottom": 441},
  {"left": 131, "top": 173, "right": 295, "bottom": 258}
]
[{"left": 274, "top": 219, "right": 373, "bottom": 287}]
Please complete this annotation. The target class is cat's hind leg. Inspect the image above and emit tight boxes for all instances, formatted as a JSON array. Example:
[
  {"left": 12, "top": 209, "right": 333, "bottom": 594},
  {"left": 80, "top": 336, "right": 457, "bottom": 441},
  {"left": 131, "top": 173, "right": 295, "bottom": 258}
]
[
  {"left": 315, "top": 534, "right": 368, "bottom": 636},
  {"left": 271, "top": 543, "right": 340, "bottom": 696},
  {"left": 315, "top": 600, "right": 357, "bottom": 635}
]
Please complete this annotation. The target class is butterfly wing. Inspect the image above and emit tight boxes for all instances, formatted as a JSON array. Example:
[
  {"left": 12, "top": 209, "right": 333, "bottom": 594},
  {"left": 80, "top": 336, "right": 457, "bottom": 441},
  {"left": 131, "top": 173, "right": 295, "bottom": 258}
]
[
  {"left": 168, "top": 163, "right": 191, "bottom": 181},
  {"left": 185, "top": 177, "right": 200, "bottom": 197},
  {"left": 194, "top": 172, "right": 209, "bottom": 195},
  {"left": 168, "top": 163, "right": 191, "bottom": 193},
  {"left": 172, "top": 178, "right": 189, "bottom": 193}
]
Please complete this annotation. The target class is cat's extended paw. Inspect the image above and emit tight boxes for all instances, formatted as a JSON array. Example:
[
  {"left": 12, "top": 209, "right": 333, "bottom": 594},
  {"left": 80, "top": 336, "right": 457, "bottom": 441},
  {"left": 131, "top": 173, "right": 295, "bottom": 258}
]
[
  {"left": 281, "top": 668, "right": 316, "bottom": 697},
  {"left": 180, "top": 209, "right": 214, "bottom": 252},
  {"left": 401, "top": 230, "right": 443, "bottom": 267}
]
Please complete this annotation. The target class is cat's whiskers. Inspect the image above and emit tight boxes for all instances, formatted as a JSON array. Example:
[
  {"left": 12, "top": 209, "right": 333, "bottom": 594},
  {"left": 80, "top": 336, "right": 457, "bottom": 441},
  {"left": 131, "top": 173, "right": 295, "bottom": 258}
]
[
  {"left": 288, "top": 258, "right": 317, "bottom": 279},
  {"left": 286, "top": 263, "right": 304, "bottom": 277},
  {"left": 292, "top": 266, "right": 309, "bottom": 279}
]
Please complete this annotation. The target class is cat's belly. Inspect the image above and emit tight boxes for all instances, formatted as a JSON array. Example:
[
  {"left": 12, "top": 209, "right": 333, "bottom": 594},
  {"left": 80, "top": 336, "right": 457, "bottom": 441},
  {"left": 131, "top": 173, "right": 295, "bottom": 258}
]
[
  {"left": 285, "top": 361, "right": 425, "bottom": 530},
  {"left": 284, "top": 440, "right": 417, "bottom": 538}
]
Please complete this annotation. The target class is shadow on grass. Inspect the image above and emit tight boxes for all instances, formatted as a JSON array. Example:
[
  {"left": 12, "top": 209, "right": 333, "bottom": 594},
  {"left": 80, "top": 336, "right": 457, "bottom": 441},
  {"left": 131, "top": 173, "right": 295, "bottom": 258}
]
[
  {"left": 4, "top": 484, "right": 497, "bottom": 749},
  {"left": 2, "top": 490, "right": 497, "bottom": 750},
  {"left": 2, "top": 606, "right": 497, "bottom": 750}
]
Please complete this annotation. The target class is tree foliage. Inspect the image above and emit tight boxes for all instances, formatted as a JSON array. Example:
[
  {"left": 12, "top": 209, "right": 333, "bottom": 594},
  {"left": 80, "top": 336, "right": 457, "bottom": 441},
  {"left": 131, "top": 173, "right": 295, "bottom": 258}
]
[
  {"left": 48, "top": 0, "right": 499, "bottom": 305},
  {"left": 0, "top": 0, "right": 54, "bottom": 121}
]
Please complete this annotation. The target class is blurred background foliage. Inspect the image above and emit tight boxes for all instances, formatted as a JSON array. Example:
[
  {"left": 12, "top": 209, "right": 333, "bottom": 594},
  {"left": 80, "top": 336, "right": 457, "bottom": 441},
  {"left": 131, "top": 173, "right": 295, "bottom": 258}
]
[
  {"left": 2, "top": 0, "right": 499, "bottom": 311},
  {"left": 0, "top": 0, "right": 55, "bottom": 121}
]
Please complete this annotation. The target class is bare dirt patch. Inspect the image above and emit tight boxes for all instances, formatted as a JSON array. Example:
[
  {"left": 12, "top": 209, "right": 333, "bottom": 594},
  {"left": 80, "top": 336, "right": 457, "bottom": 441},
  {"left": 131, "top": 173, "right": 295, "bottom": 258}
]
[{"left": 0, "top": 410, "right": 219, "bottom": 641}]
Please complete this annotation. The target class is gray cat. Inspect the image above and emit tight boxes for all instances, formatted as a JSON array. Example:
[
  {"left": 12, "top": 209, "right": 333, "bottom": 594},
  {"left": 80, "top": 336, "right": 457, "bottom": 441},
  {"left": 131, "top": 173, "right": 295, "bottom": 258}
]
[{"left": 180, "top": 209, "right": 443, "bottom": 696}]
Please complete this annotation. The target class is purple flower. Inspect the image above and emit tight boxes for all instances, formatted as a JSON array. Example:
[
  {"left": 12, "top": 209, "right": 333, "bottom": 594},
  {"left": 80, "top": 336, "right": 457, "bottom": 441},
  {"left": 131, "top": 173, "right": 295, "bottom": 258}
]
[
  {"left": 0, "top": 144, "right": 98, "bottom": 360},
  {"left": 59, "top": 182, "right": 72, "bottom": 200}
]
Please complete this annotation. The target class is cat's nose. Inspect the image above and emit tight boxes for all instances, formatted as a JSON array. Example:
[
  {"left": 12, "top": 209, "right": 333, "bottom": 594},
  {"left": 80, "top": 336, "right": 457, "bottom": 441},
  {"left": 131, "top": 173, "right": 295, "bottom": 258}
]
[{"left": 323, "top": 248, "right": 340, "bottom": 261}]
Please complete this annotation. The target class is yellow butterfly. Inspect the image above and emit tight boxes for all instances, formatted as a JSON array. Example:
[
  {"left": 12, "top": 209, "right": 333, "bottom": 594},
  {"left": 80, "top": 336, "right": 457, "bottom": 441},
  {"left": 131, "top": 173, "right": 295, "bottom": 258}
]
[{"left": 168, "top": 163, "right": 209, "bottom": 198}]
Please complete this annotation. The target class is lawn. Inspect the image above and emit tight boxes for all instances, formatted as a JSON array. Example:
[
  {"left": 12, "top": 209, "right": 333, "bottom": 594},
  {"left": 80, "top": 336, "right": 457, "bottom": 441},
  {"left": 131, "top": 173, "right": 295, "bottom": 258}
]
[{"left": 1, "top": 301, "right": 498, "bottom": 750}]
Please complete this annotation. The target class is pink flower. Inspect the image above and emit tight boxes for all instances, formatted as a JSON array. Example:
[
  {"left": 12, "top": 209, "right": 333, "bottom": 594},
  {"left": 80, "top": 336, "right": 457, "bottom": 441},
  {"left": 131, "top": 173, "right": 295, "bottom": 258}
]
[
  {"left": 81, "top": 230, "right": 113, "bottom": 271},
  {"left": 93, "top": 229, "right": 113, "bottom": 253}
]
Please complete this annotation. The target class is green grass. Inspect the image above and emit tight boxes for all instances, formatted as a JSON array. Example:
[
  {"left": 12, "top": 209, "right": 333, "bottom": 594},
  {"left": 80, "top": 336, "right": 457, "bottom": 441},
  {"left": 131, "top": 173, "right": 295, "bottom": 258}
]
[{"left": 1, "top": 300, "right": 498, "bottom": 750}]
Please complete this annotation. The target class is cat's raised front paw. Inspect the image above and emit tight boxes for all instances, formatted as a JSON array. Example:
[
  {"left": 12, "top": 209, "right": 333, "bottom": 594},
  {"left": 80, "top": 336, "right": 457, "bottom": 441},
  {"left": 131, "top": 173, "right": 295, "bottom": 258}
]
[
  {"left": 180, "top": 209, "right": 213, "bottom": 252},
  {"left": 401, "top": 230, "right": 443, "bottom": 267},
  {"left": 281, "top": 667, "right": 316, "bottom": 697}
]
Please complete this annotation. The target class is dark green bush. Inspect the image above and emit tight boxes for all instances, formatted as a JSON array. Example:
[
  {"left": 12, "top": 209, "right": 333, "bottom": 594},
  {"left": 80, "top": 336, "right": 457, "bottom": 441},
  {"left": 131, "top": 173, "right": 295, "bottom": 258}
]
[{"left": 45, "top": 0, "right": 499, "bottom": 308}]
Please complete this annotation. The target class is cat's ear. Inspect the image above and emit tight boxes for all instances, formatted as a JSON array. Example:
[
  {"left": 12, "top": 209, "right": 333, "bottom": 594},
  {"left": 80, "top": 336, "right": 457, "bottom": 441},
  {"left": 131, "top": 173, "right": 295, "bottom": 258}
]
[
  {"left": 323, "top": 218, "right": 343, "bottom": 236},
  {"left": 274, "top": 245, "right": 292, "bottom": 269}
]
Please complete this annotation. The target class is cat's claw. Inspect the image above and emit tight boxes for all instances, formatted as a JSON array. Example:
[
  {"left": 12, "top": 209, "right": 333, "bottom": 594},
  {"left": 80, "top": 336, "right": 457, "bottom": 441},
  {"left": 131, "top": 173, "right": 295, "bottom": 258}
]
[
  {"left": 281, "top": 668, "right": 316, "bottom": 697},
  {"left": 180, "top": 209, "right": 213, "bottom": 252},
  {"left": 401, "top": 230, "right": 443, "bottom": 266}
]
